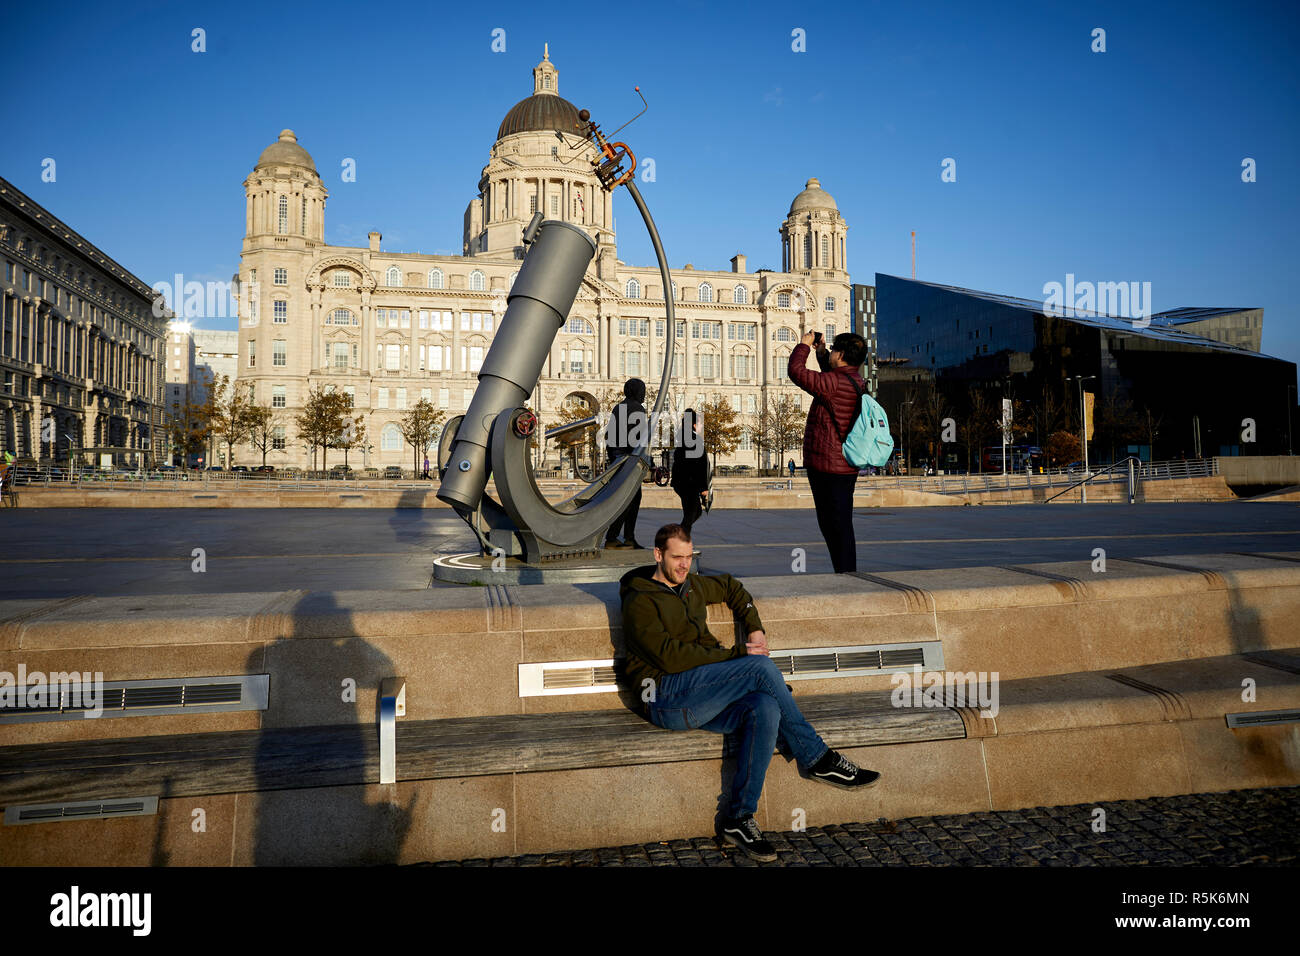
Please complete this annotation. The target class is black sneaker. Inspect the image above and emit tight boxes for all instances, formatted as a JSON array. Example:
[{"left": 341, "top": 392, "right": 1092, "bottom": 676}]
[
  {"left": 605, "top": 539, "right": 630, "bottom": 550},
  {"left": 807, "top": 749, "right": 881, "bottom": 790},
  {"left": 626, "top": 539, "right": 647, "bottom": 550},
  {"left": 719, "top": 815, "right": 778, "bottom": 862}
]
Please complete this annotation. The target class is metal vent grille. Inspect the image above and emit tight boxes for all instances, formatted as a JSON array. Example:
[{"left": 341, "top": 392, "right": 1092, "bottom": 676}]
[
  {"left": 4, "top": 796, "right": 159, "bottom": 826},
  {"left": 1226, "top": 709, "right": 1300, "bottom": 728},
  {"left": 0, "top": 675, "right": 268, "bottom": 724},
  {"left": 519, "top": 642, "right": 943, "bottom": 697}
]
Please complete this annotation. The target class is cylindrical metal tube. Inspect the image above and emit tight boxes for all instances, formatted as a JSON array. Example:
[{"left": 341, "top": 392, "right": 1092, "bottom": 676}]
[{"left": 437, "top": 220, "right": 596, "bottom": 513}]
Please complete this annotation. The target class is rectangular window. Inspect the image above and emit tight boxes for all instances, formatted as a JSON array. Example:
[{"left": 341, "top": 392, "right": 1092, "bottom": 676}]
[
  {"left": 248, "top": 340, "right": 256, "bottom": 367},
  {"left": 469, "top": 346, "right": 484, "bottom": 372},
  {"left": 550, "top": 194, "right": 558, "bottom": 215},
  {"left": 377, "top": 387, "right": 389, "bottom": 409},
  {"left": 484, "top": 312, "right": 493, "bottom": 332},
  {"left": 655, "top": 320, "right": 664, "bottom": 338},
  {"left": 461, "top": 312, "right": 470, "bottom": 331},
  {"left": 272, "top": 385, "right": 286, "bottom": 408},
  {"left": 272, "top": 425, "right": 286, "bottom": 450},
  {"left": 274, "top": 301, "right": 287, "bottom": 324},
  {"left": 377, "top": 309, "right": 387, "bottom": 329},
  {"left": 401, "top": 310, "right": 410, "bottom": 328},
  {"left": 333, "top": 342, "right": 348, "bottom": 369},
  {"left": 421, "top": 388, "right": 431, "bottom": 403},
  {"left": 419, "top": 311, "right": 428, "bottom": 329},
  {"left": 396, "top": 387, "right": 407, "bottom": 409},
  {"left": 439, "top": 387, "right": 449, "bottom": 407},
  {"left": 430, "top": 346, "right": 443, "bottom": 371},
  {"left": 419, "top": 345, "right": 426, "bottom": 371},
  {"left": 274, "top": 268, "right": 287, "bottom": 286},
  {"left": 386, "top": 344, "right": 400, "bottom": 370},
  {"left": 471, "top": 313, "right": 482, "bottom": 331},
  {"left": 273, "top": 339, "right": 286, "bottom": 367}
]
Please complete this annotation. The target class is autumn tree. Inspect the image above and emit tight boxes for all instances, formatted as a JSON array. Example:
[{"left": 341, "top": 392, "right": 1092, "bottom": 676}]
[
  {"left": 753, "top": 392, "right": 804, "bottom": 471},
  {"left": 166, "top": 381, "right": 213, "bottom": 467},
  {"left": 330, "top": 396, "right": 367, "bottom": 471},
  {"left": 210, "top": 375, "right": 256, "bottom": 469},
  {"left": 245, "top": 401, "right": 278, "bottom": 469},
  {"left": 295, "top": 384, "right": 349, "bottom": 472},
  {"left": 697, "top": 393, "right": 743, "bottom": 473},
  {"left": 399, "top": 398, "right": 446, "bottom": 476}
]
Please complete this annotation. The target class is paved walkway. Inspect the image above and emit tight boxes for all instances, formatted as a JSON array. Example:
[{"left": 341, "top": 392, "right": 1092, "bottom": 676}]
[
  {"left": 422, "top": 786, "right": 1300, "bottom": 867},
  {"left": 2, "top": 502, "right": 1299, "bottom": 597}
]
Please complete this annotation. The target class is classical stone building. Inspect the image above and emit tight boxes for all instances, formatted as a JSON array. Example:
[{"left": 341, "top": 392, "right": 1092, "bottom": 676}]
[
  {"left": 236, "top": 50, "right": 854, "bottom": 470},
  {"left": 0, "top": 176, "right": 168, "bottom": 467}
]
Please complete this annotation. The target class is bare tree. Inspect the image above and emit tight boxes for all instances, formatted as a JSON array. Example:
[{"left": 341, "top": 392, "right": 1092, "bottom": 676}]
[{"left": 399, "top": 399, "right": 446, "bottom": 476}]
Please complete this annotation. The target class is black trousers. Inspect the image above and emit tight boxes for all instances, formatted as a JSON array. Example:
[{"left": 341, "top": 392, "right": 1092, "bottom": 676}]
[
  {"left": 606, "top": 486, "right": 643, "bottom": 542},
  {"left": 676, "top": 489, "right": 703, "bottom": 533},
  {"left": 806, "top": 466, "right": 858, "bottom": 573}
]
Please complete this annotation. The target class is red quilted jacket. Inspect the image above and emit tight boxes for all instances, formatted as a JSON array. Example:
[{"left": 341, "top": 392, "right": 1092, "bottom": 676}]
[{"left": 787, "top": 343, "right": 866, "bottom": 475}]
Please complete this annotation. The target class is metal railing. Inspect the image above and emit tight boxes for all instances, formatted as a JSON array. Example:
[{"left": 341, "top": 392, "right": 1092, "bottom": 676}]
[{"left": 855, "top": 457, "right": 1218, "bottom": 497}]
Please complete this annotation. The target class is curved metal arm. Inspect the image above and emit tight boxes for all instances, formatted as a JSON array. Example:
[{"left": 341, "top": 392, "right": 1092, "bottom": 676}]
[{"left": 622, "top": 179, "right": 675, "bottom": 457}]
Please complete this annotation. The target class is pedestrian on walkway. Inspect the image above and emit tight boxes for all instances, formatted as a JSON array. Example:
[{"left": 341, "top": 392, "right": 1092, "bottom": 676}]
[
  {"left": 788, "top": 458, "right": 795, "bottom": 479},
  {"left": 422, "top": 455, "right": 431, "bottom": 480},
  {"left": 787, "top": 331, "right": 869, "bottom": 573},
  {"left": 671, "top": 409, "right": 710, "bottom": 534},
  {"left": 604, "top": 378, "right": 648, "bottom": 549}
]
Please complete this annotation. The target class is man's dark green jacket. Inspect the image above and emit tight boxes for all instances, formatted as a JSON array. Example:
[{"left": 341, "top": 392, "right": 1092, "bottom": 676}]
[{"left": 617, "top": 565, "right": 765, "bottom": 690}]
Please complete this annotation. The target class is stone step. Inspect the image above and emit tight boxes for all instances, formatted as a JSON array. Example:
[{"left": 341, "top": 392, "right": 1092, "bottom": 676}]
[{"left": 2, "top": 551, "right": 1297, "bottom": 746}]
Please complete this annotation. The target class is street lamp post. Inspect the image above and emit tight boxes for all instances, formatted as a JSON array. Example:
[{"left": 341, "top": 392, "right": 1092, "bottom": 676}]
[{"left": 900, "top": 400, "right": 914, "bottom": 474}]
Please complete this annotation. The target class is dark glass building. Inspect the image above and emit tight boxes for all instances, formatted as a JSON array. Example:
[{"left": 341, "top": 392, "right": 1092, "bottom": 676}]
[{"left": 875, "top": 274, "right": 1297, "bottom": 465}]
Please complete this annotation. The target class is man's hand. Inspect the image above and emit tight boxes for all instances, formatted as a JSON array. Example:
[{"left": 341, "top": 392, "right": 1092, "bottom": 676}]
[
  {"left": 745, "top": 630, "right": 770, "bottom": 656},
  {"left": 800, "top": 331, "right": 817, "bottom": 348}
]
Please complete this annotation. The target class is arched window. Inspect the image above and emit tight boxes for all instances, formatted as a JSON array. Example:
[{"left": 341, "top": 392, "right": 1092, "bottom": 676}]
[
  {"left": 329, "top": 308, "right": 356, "bottom": 326},
  {"left": 469, "top": 270, "right": 485, "bottom": 291},
  {"left": 277, "top": 196, "right": 288, "bottom": 235},
  {"left": 776, "top": 327, "right": 796, "bottom": 342},
  {"left": 386, "top": 266, "right": 402, "bottom": 286},
  {"left": 698, "top": 282, "right": 713, "bottom": 303},
  {"left": 733, "top": 285, "right": 747, "bottom": 304},
  {"left": 427, "top": 268, "right": 443, "bottom": 289},
  {"left": 565, "top": 317, "right": 593, "bottom": 334},
  {"left": 381, "top": 424, "right": 402, "bottom": 452},
  {"left": 626, "top": 278, "right": 640, "bottom": 299}
]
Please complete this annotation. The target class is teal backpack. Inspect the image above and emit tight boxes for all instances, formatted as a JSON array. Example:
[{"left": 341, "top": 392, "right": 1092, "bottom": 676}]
[{"left": 833, "top": 379, "right": 895, "bottom": 468}]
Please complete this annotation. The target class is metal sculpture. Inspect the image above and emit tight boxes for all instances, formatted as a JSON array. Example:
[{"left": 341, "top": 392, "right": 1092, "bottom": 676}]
[{"left": 436, "top": 93, "right": 680, "bottom": 563}]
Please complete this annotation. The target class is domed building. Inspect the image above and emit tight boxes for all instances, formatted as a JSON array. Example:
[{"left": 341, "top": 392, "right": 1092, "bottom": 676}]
[{"left": 235, "top": 48, "right": 853, "bottom": 473}]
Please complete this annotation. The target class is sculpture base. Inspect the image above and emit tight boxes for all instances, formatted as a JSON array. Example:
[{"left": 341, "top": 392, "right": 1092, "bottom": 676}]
[{"left": 432, "top": 549, "right": 701, "bottom": 585}]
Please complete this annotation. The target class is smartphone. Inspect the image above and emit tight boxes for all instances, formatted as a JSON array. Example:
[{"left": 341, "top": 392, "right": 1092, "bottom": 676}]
[{"left": 813, "top": 331, "right": 824, "bottom": 348}]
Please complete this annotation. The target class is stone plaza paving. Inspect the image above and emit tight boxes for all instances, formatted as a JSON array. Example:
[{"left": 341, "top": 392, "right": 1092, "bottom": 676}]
[
  {"left": 424, "top": 786, "right": 1300, "bottom": 867},
  {"left": 3, "top": 501, "right": 1299, "bottom": 597}
]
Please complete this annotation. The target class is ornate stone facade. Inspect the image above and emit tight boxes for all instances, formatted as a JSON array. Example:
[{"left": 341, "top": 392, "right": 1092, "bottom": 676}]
[
  {"left": 0, "top": 176, "right": 168, "bottom": 466},
  {"left": 236, "top": 51, "right": 853, "bottom": 469}
]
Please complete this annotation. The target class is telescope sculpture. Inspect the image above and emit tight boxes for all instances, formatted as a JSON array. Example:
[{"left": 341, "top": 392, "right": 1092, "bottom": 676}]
[{"left": 436, "top": 96, "right": 678, "bottom": 564}]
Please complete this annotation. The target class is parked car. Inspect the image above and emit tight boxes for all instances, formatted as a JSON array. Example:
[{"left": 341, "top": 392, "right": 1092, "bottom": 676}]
[{"left": 383, "top": 466, "right": 403, "bottom": 479}]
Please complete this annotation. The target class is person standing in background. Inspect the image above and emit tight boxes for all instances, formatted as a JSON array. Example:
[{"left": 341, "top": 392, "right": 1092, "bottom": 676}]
[
  {"left": 787, "top": 331, "right": 869, "bottom": 573},
  {"left": 671, "top": 408, "right": 709, "bottom": 534}
]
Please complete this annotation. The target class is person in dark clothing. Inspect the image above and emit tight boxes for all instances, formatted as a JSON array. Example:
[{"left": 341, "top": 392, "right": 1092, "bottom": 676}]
[
  {"left": 787, "top": 332, "right": 868, "bottom": 573},
  {"left": 670, "top": 408, "right": 710, "bottom": 534},
  {"left": 604, "top": 378, "right": 648, "bottom": 549},
  {"left": 619, "top": 522, "right": 881, "bottom": 861},
  {"left": 788, "top": 458, "right": 796, "bottom": 479}
]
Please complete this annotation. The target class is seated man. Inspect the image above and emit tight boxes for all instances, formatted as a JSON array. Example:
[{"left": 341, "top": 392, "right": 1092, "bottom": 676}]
[{"left": 618, "top": 522, "right": 881, "bottom": 861}]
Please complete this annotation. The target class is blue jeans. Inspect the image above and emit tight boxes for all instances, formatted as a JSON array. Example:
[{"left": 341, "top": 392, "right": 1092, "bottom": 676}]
[{"left": 647, "top": 655, "right": 829, "bottom": 819}]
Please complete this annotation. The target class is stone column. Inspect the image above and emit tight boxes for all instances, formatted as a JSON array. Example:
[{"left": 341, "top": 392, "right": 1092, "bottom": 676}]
[
  {"left": 360, "top": 290, "right": 372, "bottom": 373},
  {"left": 450, "top": 309, "right": 461, "bottom": 373},
  {"left": 310, "top": 289, "right": 322, "bottom": 369}
]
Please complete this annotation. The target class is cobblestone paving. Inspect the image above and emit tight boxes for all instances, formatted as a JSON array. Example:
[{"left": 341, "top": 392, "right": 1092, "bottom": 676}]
[{"left": 422, "top": 786, "right": 1300, "bottom": 867}]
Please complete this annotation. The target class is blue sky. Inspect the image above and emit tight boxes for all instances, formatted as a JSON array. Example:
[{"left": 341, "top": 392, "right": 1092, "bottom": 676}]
[{"left": 4, "top": 0, "right": 1298, "bottom": 369}]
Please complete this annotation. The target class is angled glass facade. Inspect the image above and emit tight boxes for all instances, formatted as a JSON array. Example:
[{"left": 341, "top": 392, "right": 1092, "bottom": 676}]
[{"left": 876, "top": 274, "right": 1297, "bottom": 464}]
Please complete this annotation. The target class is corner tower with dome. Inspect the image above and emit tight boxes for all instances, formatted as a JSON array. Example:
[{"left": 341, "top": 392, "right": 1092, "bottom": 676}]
[{"left": 234, "top": 49, "right": 854, "bottom": 473}]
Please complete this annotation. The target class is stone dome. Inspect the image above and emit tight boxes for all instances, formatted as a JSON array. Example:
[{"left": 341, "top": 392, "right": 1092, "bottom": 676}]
[
  {"left": 789, "top": 177, "right": 838, "bottom": 215},
  {"left": 256, "top": 129, "right": 317, "bottom": 173},
  {"left": 497, "top": 94, "right": 582, "bottom": 141}
]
